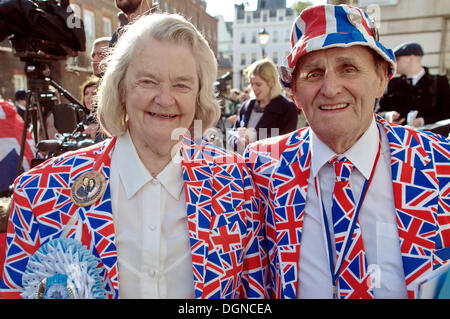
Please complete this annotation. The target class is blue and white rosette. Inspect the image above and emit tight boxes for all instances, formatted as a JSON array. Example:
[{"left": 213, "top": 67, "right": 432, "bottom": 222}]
[{"left": 21, "top": 238, "right": 107, "bottom": 299}]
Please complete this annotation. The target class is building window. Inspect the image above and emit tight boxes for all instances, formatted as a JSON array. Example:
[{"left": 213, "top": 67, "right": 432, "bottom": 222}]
[
  {"left": 83, "top": 9, "right": 95, "bottom": 54},
  {"left": 251, "top": 32, "right": 256, "bottom": 44},
  {"left": 240, "top": 33, "right": 246, "bottom": 44},
  {"left": 273, "top": 30, "right": 278, "bottom": 43},
  {"left": 272, "top": 51, "right": 278, "bottom": 65},
  {"left": 102, "top": 17, "right": 112, "bottom": 37},
  {"left": 251, "top": 52, "right": 257, "bottom": 63},
  {"left": 263, "top": 13, "right": 267, "bottom": 22},
  {"left": 13, "top": 74, "right": 27, "bottom": 92},
  {"left": 247, "top": 15, "right": 251, "bottom": 23},
  {"left": 240, "top": 53, "right": 246, "bottom": 66},
  {"left": 164, "top": 3, "right": 169, "bottom": 12},
  {"left": 285, "top": 30, "right": 290, "bottom": 42}
]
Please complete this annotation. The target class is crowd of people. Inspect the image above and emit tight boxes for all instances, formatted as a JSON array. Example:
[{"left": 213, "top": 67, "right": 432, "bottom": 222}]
[{"left": 0, "top": 2, "right": 449, "bottom": 300}]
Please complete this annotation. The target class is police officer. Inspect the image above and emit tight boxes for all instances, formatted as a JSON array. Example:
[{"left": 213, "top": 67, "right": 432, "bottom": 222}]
[{"left": 378, "top": 42, "right": 450, "bottom": 127}]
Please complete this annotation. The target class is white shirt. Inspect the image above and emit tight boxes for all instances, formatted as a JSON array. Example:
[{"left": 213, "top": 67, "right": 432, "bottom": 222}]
[
  {"left": 410, "top": 68, "right": 425, "bottom": 86},
  {"left": 297, "top": 118, "right": 408, "bottom": 299},
  {"left": 110, "top": 130, "right": 194, "bottom": 299}
]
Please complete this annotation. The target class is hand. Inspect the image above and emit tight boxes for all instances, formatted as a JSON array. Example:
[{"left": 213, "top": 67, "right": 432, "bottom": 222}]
[
  {"left": 386, "top": 111, "right": 406, "bottom": 125},
  {"left": 237, "top": 127, "right": 250, "bottom": 147},
  {"left": 83, "top": 123, "right": 98, "bottom": 140},
  {"left": 227, "top": 115, "right": 238, "bottom": 125},
  {"left": 411, "top": 117, "right": 424, "bottom": 127}
]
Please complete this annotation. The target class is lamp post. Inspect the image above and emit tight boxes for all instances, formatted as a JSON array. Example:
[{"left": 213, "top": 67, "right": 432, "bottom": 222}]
[{"left": 258, "top": 28, "right": 269, "bottom": 59}]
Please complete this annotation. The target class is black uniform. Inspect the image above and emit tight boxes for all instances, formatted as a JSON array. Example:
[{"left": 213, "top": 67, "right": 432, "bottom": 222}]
[{"left": 378, "top": 67, "right": 450, "bottom": 125}]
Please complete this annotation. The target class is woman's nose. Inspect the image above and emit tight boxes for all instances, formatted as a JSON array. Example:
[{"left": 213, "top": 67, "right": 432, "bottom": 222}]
[{"left": 154, "top": 84, "right": 175, "bottom": 106}]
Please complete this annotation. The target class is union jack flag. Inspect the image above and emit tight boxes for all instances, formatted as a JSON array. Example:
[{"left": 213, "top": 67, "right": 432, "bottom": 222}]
[{"left": 0, "top": 101, "right": 35, "bottom": 194}]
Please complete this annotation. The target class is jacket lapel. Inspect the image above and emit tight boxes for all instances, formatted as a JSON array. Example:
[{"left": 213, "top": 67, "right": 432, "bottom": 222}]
[
  {"left": 180, "top": 137, "right": 214, "bottom": 298},
  {"left": 379, "top": 117, "right": 440, "bottom": 298},
  {"left": 271, "top": 128, "right": 311, "bottom": 298},
  {"left": 71, "top": 138, "right": 119, "bottom": 298}
]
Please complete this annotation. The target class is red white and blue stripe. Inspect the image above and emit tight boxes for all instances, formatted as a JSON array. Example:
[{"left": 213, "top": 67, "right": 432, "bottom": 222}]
[{"left": 279, "top": 4, "right": 396, "bottom": 90}]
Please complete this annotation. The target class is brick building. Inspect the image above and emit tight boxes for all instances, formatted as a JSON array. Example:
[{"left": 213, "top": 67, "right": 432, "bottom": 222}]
[
  {"left": 158, "top": 0, "right": 218, "bottom": 56},
  {"left": 0, "top": 0, "right": 217, "bottom": 105},
  {"left": 0, "top": 0, "right": 120, "bottom": 104}
]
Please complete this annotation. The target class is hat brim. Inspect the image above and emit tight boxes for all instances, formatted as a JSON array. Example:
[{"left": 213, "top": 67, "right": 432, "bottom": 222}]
[{"left": 279, "top": 32, "right": 397, "bottom": 91}]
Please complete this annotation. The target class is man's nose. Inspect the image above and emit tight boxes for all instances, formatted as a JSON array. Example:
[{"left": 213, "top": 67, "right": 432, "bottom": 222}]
[{"left": 319, "top": 71, "right": 342, "bottom": 98}]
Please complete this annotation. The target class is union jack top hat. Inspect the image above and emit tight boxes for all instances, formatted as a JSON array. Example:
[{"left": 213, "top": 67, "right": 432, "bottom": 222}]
[{"left": 279, "top": 4, "right": 396, "bottom": 90}]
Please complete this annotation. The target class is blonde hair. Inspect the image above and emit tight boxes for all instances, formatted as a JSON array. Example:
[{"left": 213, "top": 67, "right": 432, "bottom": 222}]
[
  {"left": 244, "top": 58, "right": 282, "bottom": 100},
  {"left": 80, "top": 76, "right": 99, "bottom": 107},
  {"left": 97, "top": 13, "right": 221, "bottom": 136}
]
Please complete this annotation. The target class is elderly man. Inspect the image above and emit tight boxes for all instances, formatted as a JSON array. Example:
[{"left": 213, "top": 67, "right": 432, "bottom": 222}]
[
  {"left": 0, "top": 14, "right": 265, "bottom": 299},
  {"left": 246, "top": 4, "right": 450, "bottom": 299},
  {"left": 91, "top": 37, "right": 111, "bottom": 77}
]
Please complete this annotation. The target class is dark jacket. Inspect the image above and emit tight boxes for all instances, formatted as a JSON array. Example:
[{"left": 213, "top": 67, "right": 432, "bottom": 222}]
[
  {"left": 228, "top": 94, "right": 298, "bottom": 151},
  {"left": 378, "top": 67, "right": 450, "bottom": 124}
]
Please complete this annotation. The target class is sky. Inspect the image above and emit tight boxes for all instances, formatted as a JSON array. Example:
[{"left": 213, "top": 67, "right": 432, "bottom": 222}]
[{"left": 205, "top": 0, "right": 327, "bottom": 21}]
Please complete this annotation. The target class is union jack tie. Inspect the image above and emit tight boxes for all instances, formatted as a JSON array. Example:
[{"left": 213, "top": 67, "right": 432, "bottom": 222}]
[{"left": 329, "top": 157, "right": 374, "bottom": 299}]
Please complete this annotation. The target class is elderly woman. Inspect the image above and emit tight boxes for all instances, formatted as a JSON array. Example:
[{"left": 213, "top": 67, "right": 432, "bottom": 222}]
[
  {"left": 0, "top": 13, "right": 266, "bottom": 299},
  {"left": 227, "top": 58, "right": 298, "bottom": 154}
]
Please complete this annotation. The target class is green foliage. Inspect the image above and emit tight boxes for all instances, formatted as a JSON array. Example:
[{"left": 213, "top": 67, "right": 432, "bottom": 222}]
[{"left": 291, "top": 1, "right": 313, "bottom": 14}]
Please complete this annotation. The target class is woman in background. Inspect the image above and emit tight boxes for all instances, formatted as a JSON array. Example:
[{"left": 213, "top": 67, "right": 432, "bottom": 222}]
[
  {"left": 227, "top": 58, "right": 298, "bottom": 154},
  {"left": 80, "top": 76, "right": 104, "bottom": 142}
]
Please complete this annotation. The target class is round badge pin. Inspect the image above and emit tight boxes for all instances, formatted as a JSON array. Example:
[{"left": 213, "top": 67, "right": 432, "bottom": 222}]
[
  {"left": 71, "top": 171, "right": 107, "bottom": 207},
  {"left": 347, "top": 8, "right": 363, "bottom": 27}
]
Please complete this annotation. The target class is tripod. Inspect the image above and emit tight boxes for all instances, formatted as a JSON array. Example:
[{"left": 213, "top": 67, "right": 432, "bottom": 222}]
[{"left": 16, "top": 57, "right": 85, "bottom": 179}]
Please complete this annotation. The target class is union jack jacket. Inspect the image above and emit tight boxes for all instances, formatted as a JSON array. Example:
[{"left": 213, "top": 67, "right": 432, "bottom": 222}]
[
  {"left": 0, "top": 136, "right": 267, "bottom": 299},
  {"left": 245, "top": 115, "right": 450, "bottom": 299}
]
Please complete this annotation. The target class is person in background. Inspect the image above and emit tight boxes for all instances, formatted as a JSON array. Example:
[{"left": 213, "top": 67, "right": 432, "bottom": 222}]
[
  {"left": 241, "top": 86, "right": 251, "bottom": 104},
  {"left": 80, "top": 76, "right": 104, "bottom": 143},
  {"left": 378, "top": 42, "right": 450, "bottom": 127},
  {"left": 227, "top": 58, "right": 298, "bottom": 154},
  {"left": 110, "top": 0, "right": 157, "bottom": 48},
  {"left": 14, "top": 89, "right": 27, "bottom": 121},
  {"left": 91, "top": 37, "right": 111, "bottom": 78},
  {"left": 226, "top": 88, "right": 242, "bottom": 126},
  {"left": 0, "top": 13, "right": 266, "bottom": 299},
  {"left": 246, "top": 4, "right": 450, "bottom": 299}
]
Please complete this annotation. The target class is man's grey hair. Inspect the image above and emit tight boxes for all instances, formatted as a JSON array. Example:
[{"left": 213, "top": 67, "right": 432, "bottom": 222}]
[{"left": 90, "top": 37, "right": 112, "bottom": 57}]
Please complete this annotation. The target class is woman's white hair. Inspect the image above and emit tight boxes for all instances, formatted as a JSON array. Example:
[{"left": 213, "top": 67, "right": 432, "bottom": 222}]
[{"left": 97, "top": 13, "right": 221, "bottom": 136}]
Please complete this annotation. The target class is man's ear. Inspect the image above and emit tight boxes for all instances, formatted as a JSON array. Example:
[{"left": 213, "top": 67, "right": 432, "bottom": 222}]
[
  {"left": 376, "top": 62, "right": 389, "bottom": 98},
  {"left": 291, "top": 87, "right": 303, "bottom": 111}
]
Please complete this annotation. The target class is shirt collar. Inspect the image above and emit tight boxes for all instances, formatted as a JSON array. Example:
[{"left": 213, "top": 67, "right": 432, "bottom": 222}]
[
  {"left": 310, "top": 116, "right": 379, "bottom": 180},
  {"left": 410, "top": 68, "right": 425, "bottom": 86},
  {"left": 115, "top": 130, "right": 184, "bottom": 200}
]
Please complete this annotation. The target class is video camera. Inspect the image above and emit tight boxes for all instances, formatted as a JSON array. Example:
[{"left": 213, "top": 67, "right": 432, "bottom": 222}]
[
  {"left": 0, "top": 0, "right": 90, "bottom": 178},
  {"left": 214, "top": 72, "right": 232, "bottom": 98},
  {"left": 34, "top": 123, "right": 95, "bottom": 167},
  {"left": 0, "top": 0, "right": 86, "bottom": 59}
]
